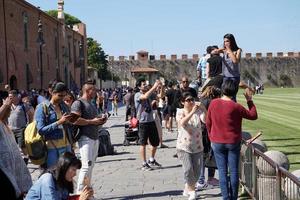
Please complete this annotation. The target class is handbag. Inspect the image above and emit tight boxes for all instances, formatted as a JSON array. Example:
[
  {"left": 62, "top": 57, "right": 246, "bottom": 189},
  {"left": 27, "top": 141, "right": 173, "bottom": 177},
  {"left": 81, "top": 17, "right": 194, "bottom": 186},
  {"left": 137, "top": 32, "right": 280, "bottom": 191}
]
[
  {"left": 130, "top": 117, "right": 139, "bottom": 128},
  {"left": 204, "top": 149, "right": 217, "bottom": 169}
]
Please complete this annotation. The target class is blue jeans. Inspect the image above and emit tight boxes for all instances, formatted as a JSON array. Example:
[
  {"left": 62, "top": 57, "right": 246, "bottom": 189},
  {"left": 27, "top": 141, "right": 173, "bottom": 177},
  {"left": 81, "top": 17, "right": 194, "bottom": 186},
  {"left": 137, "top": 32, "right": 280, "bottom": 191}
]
[
  {"left": 198, "top": 155, "right": 216, "bottom": 184},
  {"left": 211, "top": 142, "right": 241, "bottom": 200},
  {"left": 47, "top": 145, "right": 72, "bottom": 168}
]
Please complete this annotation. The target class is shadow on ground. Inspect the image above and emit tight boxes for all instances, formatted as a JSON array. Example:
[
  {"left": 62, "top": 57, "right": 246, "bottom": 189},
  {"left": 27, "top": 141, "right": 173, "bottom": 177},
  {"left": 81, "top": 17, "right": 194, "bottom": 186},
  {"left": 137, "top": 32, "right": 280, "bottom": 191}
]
[
  {"left": 161, "top": 164, "right": 182, "bottom": 170},
  {"left": 103, "top": 190, "right": 182, "bottom": 199},
  {"left": 96, "top": 157, "right": 136, "bottom": 163},
  {"left": 103, "top": 190, "right": 222, "bottom": 200},
  {"left": 263, "top": 138, "right": 300, "bottom": 141}
]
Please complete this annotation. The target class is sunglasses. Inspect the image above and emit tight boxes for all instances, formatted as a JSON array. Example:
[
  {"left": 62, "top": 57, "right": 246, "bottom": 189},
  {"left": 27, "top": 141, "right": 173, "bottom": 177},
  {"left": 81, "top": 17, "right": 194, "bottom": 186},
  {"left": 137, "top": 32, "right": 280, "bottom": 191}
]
[
  {"left": 185, "top": 98, "right": 195, "bottom": 102},
  {"left": 182, "top": 81, "right": 189, "bottom": 83}
]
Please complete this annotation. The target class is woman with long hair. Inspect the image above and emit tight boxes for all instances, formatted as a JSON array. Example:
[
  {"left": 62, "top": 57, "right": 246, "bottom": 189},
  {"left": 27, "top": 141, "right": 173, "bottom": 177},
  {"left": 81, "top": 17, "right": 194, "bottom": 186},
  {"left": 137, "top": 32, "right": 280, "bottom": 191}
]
[
  {"left": 25, "top": 152, "right": 93, "bottom": 200},
  {"left": 219, "top": 33, "right": 242, "bottom": 101},
  {"left": 196, "top": 86, "right": 221, "bottom": 190},
  {"left": 0, "top": 97, "right": 32, "bottom": 199}
]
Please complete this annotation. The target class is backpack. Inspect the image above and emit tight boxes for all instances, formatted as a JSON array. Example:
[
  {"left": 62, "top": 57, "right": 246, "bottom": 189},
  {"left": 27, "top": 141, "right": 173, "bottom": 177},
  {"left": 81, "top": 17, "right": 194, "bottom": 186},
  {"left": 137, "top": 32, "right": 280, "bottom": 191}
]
[
  {"left": 24, "top": 104, "right": 48, "bottom": 165},
  {"left": 98, "top": 129, "right": 114, "bottom": 157},
  {"left": 68, "top": 99, "right": 85, "bottom": 144}
]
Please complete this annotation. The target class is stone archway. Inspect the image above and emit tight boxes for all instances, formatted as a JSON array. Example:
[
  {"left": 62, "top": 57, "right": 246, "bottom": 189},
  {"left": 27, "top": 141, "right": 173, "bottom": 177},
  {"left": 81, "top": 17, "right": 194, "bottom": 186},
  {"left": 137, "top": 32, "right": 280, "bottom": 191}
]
[{"left": 9, "top": 75, "right": 17, "bottom": 90}]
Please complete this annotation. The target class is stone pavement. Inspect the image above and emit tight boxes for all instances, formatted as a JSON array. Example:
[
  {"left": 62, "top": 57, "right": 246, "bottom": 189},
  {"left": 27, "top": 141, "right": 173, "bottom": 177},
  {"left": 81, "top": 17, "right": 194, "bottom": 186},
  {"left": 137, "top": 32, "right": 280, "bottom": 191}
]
[{"left": 29, "top": 105, "right": 222, "bottom": 200}]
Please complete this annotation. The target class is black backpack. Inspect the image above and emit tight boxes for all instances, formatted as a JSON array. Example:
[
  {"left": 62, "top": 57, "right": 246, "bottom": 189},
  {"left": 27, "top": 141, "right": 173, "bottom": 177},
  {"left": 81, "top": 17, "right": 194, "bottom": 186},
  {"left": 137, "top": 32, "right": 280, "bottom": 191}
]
[
  {"left": 68, "top": 100, "right": 84, "bottom": 144},
  {"left": 98, "top": 129, "right": 114, "bottom": 157}
]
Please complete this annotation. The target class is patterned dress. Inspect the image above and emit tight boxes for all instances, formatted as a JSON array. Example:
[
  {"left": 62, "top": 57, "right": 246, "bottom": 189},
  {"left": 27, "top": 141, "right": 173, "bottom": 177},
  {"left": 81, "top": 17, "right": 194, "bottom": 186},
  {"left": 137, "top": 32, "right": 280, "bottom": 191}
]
[
  {"left": 176, "top": 109, "right": 204, "bottom": 153},
  {"left": 0, "top": 121, "right": 32, "bottom": 197}
]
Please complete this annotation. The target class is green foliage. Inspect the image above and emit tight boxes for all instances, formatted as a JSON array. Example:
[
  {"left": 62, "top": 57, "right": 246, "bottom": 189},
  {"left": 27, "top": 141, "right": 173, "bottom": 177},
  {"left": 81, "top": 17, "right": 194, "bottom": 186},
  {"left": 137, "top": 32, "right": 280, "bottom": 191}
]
[
  {"left": 46, "top": 10, "right": 81, "bottom": 27},
  {"left": 279, "top": 74, "right": 293, "bottom": 87},
  {"left": 238, "top": 88, "right": 300, "bottom": 171},
  {"left": 266, "top": 74, "right": 278, "bottom": 86},
  {"left": 87, "top": 37, "right": 109, "bottom": 80}
]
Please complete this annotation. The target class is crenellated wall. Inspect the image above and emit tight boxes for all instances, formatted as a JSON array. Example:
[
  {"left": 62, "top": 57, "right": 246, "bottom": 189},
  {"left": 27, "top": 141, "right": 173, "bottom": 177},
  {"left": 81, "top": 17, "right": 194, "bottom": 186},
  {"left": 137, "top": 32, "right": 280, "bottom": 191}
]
[
  {"left": 108, "top": 52, "right": 300, "bottom": 62},
  {"left": 108, "top": 51, "right": 300, "bottom": 87}
]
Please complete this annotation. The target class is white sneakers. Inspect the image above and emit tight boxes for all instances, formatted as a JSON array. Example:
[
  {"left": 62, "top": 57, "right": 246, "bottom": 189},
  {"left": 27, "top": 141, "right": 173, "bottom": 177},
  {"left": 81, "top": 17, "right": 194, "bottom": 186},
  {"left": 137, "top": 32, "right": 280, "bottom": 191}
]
[
  {"left": 188, "top": 191, "right": 196, "bottom": 200},
  {"left": 182, "top": 184, "right": 196, "bottom": 200},
  {"left": 182, "top": 189, "right": 189, "bottom": 197},
  {"left": 195, "top": 182, "right": 213, "bottom": 191}
]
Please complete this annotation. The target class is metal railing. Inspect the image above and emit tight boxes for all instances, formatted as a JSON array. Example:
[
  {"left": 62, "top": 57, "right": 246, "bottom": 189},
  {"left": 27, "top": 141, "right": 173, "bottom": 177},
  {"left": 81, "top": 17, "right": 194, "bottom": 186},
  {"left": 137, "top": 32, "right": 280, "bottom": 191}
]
[{"left": 239, "top": 142, "right": 300, "bottom": 199}]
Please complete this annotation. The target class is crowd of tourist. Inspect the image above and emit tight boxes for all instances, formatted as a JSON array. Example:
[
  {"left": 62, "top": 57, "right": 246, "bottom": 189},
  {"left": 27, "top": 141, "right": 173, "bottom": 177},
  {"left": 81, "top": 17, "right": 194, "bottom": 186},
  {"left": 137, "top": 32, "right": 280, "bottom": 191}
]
[{"left": 0, "top": 33, "right": 258, "bottom": 200}]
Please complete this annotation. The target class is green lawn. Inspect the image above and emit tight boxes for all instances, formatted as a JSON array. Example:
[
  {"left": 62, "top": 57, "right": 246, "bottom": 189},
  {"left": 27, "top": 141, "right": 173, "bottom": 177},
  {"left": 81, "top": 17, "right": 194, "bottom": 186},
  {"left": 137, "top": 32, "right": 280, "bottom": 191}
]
[{"left": 237, "top": 88, "right": 300, "bottom": 172}]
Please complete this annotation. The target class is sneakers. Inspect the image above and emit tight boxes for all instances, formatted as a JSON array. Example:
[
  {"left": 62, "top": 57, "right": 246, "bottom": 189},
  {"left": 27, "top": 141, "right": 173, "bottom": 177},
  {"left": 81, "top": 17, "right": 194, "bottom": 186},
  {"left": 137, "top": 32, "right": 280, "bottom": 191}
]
[
  {"left": 141, "top": 163, "right": 153, "bottom": 171},
  {"left": 195, "top": 182, "right": 213, "bottom": 191},
  {"left": 148, "top": 159, "right": 162, "bottom": 168},
  {"left": 182, "top": 189, "right": 189, "bottom": 197},
  {"left": 183, "top": 189, "right": 196, "bottom": 200},
  {"left": 188, "top": 191, "right": 196, "bottom": 200},
  {"left": 207, "top": 177, "right": 219, "bottom": 186}
]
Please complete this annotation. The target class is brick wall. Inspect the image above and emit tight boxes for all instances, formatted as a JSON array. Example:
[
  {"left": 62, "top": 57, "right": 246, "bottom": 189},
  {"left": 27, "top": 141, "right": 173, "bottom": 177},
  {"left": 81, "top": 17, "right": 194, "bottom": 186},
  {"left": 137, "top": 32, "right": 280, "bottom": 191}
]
[{"left": 0, "top": 0, "right": 87, "bottom": 90}]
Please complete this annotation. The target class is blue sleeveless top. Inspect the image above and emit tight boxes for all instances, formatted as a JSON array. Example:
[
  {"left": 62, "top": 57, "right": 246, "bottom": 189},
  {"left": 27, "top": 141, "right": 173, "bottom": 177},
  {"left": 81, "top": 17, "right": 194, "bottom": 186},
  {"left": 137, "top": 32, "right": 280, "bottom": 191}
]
[{"left": 222, "top": 51, "right": 240, "bottom": 78}]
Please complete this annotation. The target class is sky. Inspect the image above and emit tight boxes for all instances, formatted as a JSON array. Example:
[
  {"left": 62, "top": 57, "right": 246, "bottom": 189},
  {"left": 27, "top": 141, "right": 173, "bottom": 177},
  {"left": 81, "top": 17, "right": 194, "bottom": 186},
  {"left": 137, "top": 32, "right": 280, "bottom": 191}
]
[{"left": 26, "top": 0, "right": 300, "bottom": 57}]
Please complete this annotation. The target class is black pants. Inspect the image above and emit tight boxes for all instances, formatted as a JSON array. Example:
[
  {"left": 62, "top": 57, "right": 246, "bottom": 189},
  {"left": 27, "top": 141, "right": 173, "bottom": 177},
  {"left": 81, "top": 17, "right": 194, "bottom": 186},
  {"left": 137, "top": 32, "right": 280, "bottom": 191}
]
[{"left": 0, "top": 168, "right": 19, "bottom": 199}]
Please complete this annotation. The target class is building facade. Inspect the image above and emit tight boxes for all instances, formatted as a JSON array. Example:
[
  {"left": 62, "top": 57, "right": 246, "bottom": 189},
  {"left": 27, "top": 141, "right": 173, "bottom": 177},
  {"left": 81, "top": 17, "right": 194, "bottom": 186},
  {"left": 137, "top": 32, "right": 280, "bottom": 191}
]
[{"left": 0, "top": 0, "right": 87, "bottom": 90}]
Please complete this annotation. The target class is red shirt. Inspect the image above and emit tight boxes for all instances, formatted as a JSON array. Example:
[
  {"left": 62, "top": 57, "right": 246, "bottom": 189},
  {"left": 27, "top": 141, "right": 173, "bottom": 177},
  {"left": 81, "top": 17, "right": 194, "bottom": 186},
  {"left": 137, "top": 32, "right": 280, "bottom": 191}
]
[{"left": 207, "top": 98, "right": 257, "bottom": 144}]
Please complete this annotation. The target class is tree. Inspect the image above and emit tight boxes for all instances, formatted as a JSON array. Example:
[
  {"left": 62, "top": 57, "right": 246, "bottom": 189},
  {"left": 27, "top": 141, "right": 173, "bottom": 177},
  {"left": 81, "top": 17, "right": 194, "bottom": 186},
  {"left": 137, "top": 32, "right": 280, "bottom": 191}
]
[
  {"left": 46, "top": 10, "right": 81, "bottom": 27},
  {"left": 87, "top": 37, "right": 109, "bottom": 88}
]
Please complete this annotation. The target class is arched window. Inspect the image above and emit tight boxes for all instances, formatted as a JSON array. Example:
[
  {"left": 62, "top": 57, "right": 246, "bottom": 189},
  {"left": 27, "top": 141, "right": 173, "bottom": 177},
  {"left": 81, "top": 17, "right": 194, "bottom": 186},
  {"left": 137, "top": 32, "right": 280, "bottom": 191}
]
[{"left": 23, "top": 12, "right": 28, "bottom": 50}]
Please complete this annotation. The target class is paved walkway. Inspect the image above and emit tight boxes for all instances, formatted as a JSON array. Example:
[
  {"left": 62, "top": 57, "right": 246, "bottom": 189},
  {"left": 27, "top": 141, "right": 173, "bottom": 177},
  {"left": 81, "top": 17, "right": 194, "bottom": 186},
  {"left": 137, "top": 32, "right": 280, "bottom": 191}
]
[{"left": 29, "top": 106, "right": 222, "bottom": 200}]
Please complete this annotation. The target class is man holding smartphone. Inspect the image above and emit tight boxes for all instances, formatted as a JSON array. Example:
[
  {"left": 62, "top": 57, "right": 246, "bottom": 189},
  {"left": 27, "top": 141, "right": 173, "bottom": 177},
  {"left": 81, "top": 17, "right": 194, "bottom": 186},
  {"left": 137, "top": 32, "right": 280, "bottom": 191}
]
[
  {"left": 71, "top": 80, "right": 107, "bottom": 193},
  {"left": 135, "top": 78, "right": 162, "bottom": 171}
]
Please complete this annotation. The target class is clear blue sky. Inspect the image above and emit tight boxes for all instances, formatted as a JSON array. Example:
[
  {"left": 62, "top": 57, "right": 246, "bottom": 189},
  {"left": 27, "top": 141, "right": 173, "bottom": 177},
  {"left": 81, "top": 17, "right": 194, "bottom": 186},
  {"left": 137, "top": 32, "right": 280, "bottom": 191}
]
[{"left": 27, "top": 0, "right": 300, "bottom": 57}]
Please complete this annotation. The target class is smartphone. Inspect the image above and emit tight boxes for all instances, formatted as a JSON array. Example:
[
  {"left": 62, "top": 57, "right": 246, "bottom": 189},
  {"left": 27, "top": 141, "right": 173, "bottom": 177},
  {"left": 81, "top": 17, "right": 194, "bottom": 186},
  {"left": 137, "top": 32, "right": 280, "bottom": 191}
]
[
  {"left": 159, "top": 77, "right": 165, "bottom": 86},
  {"left": 68, "top": 112, "right": 80, "bottom": 123}
]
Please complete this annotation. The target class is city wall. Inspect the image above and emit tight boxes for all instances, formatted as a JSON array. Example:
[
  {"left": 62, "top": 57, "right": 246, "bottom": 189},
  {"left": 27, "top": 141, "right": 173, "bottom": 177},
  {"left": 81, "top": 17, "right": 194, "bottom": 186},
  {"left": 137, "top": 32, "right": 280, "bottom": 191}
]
[{"left": 108, "top": 52, "right": 300, "bottom": 87}]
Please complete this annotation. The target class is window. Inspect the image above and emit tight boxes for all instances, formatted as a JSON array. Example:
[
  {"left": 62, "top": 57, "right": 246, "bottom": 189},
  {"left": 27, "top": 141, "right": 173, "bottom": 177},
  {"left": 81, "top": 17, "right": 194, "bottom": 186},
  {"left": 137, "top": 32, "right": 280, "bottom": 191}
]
[
  {"left": 73, "top": 39, "right": 77, "bottom": 64},
  {"left": 25, "top": 64, "right": 33, "bottom": 90},
  {"left": 23, "top": 12, "right": 28, "bottom": 50},
  {"left": 68, "top": 41, "right": 72, "bottom": 63},
  {"left": 54, "top": 29, "right": 58, "bottom": 59}
]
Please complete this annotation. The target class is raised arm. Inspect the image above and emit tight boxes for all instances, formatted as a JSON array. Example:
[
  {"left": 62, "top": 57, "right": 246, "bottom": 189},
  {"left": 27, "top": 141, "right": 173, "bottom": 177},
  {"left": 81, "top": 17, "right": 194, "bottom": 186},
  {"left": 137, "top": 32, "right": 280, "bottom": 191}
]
[
  {"left": 227, "top": 48, "right": 241, "bottom": 64},
  {"left": 139, "top": 80, "right": 161, "bottom": 100}
]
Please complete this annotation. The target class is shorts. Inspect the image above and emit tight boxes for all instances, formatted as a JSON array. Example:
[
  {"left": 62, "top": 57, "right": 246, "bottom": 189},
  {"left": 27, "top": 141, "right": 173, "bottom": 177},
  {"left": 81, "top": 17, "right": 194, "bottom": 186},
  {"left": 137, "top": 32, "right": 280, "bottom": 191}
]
[
  {"left": 13, "top": 128, "right": 26, "bottom": 148},
  {"left": 167, "top": 105, "right": 177, "bottom": 117},
  {"left": 138, "top": 121, "right": 160, "bottom": 147}
]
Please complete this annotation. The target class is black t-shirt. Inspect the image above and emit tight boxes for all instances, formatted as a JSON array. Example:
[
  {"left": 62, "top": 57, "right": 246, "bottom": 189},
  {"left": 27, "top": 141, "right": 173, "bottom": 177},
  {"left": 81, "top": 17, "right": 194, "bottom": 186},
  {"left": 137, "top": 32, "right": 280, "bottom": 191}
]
[
  {"left": 166, "top": 88, "right": 176, "bottom": 106},
  {"left": 207, "top": 55, "right": 222, "bottom": 77}
]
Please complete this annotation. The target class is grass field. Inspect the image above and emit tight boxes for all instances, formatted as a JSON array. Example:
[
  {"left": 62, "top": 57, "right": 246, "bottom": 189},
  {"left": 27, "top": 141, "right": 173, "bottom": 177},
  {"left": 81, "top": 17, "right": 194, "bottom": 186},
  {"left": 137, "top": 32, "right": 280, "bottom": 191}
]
[{"left": 237, "top": 88, "right": 300, "bottom": 172}]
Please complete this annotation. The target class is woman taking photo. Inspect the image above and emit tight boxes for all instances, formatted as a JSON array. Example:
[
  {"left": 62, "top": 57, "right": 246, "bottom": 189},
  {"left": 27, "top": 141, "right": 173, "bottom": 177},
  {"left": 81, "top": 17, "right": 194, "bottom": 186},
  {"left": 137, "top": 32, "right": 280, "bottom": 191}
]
[
  {"left": 0, "top": 97, "right": 32, "bottom": 199},
  {"left": 176, "top": 92, "right": 207, "bottom": 200},
  {"left": 35, "top": 82, "right": 73, "bottom": 168},
  {"left": 25, "top": 152, "right": 93, "bottom": 200},
  {"left": 219, "top": 33, "right": 242, "bottom": 101},
  {"left": 207, "top": 80, "right": 258, "bottom": 200}
]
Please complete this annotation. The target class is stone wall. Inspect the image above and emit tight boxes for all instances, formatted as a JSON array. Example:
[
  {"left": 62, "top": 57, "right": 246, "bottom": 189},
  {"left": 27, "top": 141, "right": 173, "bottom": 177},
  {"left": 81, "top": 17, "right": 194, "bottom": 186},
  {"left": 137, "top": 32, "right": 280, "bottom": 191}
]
[{"left": 109, "top": 57, "right": 300, "bottom": 87}]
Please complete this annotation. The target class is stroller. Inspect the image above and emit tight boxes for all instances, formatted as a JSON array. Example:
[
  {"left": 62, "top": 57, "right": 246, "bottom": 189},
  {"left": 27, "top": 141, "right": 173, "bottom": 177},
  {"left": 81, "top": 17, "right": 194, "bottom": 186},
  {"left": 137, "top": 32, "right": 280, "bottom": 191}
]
[{"left": 123, "top": 119, "right": 139, "bottom": 146}]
